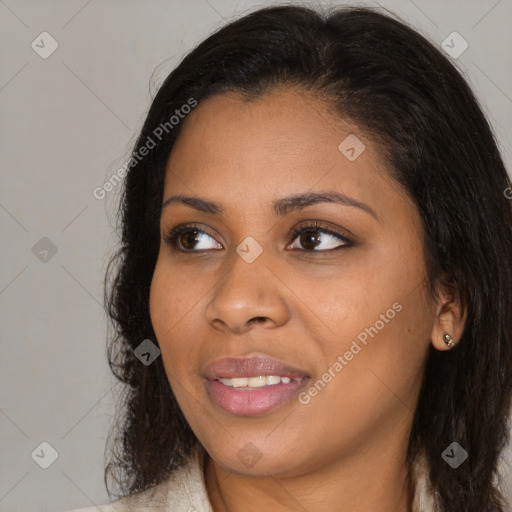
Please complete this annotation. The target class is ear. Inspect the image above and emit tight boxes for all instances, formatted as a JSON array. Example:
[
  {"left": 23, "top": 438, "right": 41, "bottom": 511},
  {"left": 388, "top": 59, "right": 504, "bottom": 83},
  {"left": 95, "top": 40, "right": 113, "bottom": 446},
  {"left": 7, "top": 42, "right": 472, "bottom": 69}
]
[{"left": 430, "top": 282, "right": 467, "bottom": 351}]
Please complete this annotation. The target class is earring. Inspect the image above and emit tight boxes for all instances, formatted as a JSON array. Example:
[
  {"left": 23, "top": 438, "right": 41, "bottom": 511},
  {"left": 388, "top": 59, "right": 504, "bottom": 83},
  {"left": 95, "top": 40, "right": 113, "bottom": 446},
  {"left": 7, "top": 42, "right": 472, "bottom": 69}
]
[{"left": 443, "top": 333, "right": 455, "bottom": 349}]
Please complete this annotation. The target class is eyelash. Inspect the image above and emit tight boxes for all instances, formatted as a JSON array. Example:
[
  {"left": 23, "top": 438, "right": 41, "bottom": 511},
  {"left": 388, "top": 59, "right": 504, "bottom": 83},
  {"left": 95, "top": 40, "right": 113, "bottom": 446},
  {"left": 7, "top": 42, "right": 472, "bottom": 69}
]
[{"left": 163, "top": 221, "right": 354, "bottom": 253}]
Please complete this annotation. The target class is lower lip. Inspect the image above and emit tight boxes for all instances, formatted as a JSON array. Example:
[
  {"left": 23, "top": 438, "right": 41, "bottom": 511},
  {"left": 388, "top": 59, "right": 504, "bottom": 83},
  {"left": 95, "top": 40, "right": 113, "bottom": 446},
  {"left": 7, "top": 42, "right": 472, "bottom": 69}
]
[{"left": 205, "top": 377, "right": 310, "bottom": 416}]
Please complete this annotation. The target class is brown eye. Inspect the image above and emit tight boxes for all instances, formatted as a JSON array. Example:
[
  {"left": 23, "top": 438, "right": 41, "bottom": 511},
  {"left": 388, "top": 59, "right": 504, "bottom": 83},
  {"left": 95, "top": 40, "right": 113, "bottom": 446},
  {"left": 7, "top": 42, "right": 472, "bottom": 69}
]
[
  {"left": 179, "top": 229, "right": 201, "bottom": 250},
  {"left": 298, "top": 230, "right": 323, "bottom": 250},
  {"left": 164, "top": 225, "right": 222, "bottom": 251},
  {"left": 288, "top": 222, "right": 353, "bottom": 251},
  {"left": 164, "top": 222, "right": 353, "bottom": 253}
]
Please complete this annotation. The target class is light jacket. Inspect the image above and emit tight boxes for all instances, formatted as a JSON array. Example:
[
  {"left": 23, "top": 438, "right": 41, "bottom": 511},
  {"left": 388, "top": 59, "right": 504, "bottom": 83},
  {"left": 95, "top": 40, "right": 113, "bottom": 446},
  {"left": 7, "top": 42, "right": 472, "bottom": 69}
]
[{"left": 66, "top": 444, "right": 441, "bottom": 511}]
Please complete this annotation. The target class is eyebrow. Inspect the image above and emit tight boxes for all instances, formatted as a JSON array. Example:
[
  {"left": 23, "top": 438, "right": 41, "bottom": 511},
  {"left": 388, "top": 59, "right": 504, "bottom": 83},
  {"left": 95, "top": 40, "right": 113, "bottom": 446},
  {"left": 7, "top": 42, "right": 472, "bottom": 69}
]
[{"left": 161, "top": 191, "right": 378, "bottom": 220}]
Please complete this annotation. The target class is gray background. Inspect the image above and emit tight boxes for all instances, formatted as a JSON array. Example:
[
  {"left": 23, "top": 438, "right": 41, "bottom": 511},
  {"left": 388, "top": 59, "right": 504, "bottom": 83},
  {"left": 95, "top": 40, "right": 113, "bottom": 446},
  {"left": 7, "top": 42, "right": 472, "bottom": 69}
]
[{"left": 1, "top": 0, "right": 511, "bottom": 510}]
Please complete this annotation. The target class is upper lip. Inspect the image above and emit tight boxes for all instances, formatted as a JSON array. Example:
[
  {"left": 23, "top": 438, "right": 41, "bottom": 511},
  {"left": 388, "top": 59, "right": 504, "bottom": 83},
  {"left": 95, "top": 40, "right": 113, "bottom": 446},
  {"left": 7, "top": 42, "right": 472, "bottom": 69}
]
[{"left": 203, "top": 355, "right": 310, "bottom": 380}]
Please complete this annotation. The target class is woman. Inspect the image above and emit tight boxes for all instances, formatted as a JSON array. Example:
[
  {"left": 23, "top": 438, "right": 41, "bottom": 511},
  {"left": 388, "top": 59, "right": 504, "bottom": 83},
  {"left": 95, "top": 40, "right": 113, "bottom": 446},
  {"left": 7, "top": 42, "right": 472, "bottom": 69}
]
[{"left": 69, "top": 4, "right": 512, "bottom": 512}]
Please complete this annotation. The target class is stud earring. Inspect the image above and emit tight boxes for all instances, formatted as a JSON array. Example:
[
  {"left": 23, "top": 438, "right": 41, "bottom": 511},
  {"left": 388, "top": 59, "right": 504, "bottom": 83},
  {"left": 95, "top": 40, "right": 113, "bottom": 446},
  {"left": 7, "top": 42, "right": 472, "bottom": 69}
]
[{"left": 443, "top": 333, "right": 455, "bottom": 349}]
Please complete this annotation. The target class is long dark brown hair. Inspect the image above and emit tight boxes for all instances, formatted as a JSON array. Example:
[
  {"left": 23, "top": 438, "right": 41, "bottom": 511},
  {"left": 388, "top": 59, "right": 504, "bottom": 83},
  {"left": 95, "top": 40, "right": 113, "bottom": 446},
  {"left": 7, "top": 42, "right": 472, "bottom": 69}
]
[{"left": 103, "top": 5, "right": 512, "bottom": 511}]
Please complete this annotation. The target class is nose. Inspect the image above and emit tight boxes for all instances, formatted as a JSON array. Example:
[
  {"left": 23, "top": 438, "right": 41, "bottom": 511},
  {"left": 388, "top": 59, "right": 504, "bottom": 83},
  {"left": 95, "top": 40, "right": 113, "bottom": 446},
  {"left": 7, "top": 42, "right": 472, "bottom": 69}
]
[{"left": 204, "top": 249, "right": 291, "bottom": 334}]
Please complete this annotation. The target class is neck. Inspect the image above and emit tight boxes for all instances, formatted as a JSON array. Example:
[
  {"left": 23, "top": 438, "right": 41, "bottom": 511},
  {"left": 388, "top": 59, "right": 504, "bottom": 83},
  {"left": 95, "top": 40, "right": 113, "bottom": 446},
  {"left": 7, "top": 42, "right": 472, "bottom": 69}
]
[{"left": 204, "top": 442, "right": 413, "bottom": 512}]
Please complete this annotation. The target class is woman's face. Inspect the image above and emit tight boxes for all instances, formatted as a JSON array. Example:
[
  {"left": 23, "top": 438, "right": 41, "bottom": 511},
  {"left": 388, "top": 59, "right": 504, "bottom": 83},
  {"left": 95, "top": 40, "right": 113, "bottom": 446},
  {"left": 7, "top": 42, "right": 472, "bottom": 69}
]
[{"left": 150, "top": 88, "right": 437, "bottom": 477}]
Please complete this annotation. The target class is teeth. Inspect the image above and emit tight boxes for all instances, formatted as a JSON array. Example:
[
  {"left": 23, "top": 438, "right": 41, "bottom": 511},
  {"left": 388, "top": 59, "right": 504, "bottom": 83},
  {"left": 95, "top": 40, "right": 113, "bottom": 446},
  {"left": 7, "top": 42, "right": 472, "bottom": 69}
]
[
  {"left": 266, "top": 376, "right": 282, "bottom": 385},
  {"left": 218, "top": 375, "right": 295, "bottom": 388}
]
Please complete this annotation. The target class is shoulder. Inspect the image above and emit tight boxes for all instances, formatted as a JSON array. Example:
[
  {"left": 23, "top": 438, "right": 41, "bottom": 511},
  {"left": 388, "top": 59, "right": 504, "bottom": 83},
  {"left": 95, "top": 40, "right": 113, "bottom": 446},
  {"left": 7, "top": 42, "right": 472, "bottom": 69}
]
[{"left": 66, "top": 444, "right": 212, "bottom": 512}]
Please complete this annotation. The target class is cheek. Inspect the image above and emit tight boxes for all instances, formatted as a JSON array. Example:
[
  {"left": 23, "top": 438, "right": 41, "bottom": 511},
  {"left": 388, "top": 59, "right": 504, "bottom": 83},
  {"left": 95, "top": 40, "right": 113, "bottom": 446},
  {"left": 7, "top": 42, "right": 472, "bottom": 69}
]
[
  {"left": 149, "top": 262, "right": 195, "bottom": 373},
  {"left": 310, "top": 244, "right": 432, "bottom": 390},
  {"left": 150, "top": 257, "right": 203, "bottom": 332},
  {"left": 150, "top": 265, "right": 174, "bottom": 338},
  {"left": 340, "top": 278, "right": 434, "bottom": 409},
  {"left": 149, "top": 265, "right": 207, "bottom": 409}
]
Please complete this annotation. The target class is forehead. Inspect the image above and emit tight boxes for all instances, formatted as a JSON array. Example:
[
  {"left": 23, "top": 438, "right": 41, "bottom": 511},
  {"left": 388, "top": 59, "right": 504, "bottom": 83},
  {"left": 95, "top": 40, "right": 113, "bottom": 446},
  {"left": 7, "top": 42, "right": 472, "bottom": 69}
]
[{"left": 163, "top": 88, "right": 404, "bottom": 219}]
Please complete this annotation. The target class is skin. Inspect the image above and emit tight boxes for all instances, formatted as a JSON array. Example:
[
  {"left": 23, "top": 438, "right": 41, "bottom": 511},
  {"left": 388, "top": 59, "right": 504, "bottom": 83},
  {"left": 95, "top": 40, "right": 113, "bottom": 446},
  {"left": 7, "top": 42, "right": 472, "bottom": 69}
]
[{"left": 149, "top": 87, "right": 466, "bottom": 512}]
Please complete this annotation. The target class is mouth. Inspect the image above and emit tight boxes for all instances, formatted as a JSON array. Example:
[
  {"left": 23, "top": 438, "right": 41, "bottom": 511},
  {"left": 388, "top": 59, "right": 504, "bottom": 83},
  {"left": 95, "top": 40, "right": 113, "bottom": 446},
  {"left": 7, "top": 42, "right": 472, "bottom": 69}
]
[{"left": 203, "top": 355, "right": 311, "bottom": 416}]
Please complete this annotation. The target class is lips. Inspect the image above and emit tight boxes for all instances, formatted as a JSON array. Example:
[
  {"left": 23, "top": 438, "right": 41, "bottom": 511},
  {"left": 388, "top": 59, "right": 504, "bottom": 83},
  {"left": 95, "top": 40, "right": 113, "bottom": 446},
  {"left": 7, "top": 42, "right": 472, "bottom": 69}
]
[
  {"left": 203, "top": 354, "right": 311, "bottom": 416},
  {"left": 203, "top": 355, "right": 310, "bottom": 381}
]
